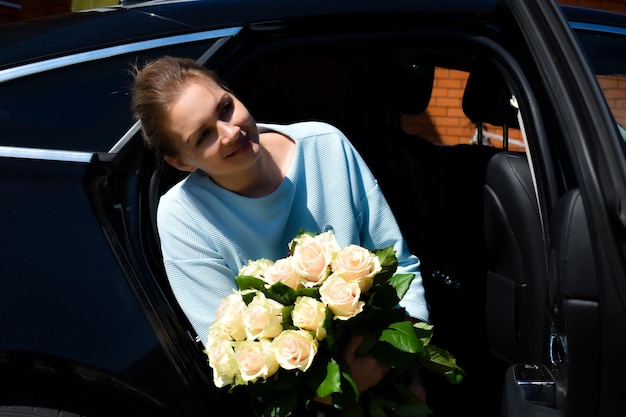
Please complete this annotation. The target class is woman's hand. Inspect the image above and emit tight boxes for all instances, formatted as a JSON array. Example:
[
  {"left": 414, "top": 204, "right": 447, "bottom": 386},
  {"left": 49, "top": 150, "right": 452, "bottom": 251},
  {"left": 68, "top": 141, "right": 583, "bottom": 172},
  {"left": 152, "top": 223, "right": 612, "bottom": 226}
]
[
  {"left": 409, "top": 366, "right": 427, "bottom": 403},
  {"left": 345, "top": 335, "right": 427, "bottom": 402},
  {"left": 343, "top": 334, "right": 390, "bottom": 393},
  {"left": 314, "top": 334, "right": 390, "bottom": 405},
  {"left": 314, "top": 332, "right": 427, "bottom": 409}
]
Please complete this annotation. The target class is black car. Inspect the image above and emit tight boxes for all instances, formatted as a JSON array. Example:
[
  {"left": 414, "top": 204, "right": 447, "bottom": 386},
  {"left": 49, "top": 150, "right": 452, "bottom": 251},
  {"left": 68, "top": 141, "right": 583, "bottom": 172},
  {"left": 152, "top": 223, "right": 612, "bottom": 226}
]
[{"left": 1, "top": 1, "right": 626, "bottom": 416}]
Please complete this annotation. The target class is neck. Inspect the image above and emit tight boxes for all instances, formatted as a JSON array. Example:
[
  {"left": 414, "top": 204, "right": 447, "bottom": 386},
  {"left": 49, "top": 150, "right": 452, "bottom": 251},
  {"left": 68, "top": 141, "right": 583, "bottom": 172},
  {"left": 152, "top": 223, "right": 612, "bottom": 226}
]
[
  {"left": 208, "top": 131, "right": 294, "bottom": 197},
  {"left": 239, "top": 147, "right": 284, "bottom": 197},
  {"left": 213, "top": 144, "right": 284, "bottom": 198}
]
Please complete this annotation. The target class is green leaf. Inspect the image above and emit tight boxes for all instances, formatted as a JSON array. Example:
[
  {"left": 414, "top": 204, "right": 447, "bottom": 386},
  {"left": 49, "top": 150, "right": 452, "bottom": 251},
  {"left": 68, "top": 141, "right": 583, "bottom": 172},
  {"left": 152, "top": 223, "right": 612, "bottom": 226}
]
[
  {"left": 367, "top": 384, "right": 432, "bottom": 417},
  {"left": 370, "top": 344, "right": 418, "bottom": 369},
  {"left": 375, "top": 246, "right": 398, "bottom": 268},
  {"left": 367, "top": 321, "right": 425, "bottom": 368},
  {"left": 393, "top": 401, "right": 432, "bottom": 416},
  {"left": 412, "top": 321, "right": 434, "bottom": 345},
  {"left": 333, "top": 370, "right": 359, "bottom": 410},
  {"left": 379, "top": 321, "right": 422, "bottom": 354},
  {"left": 355, "top": 330, "right": 378, "bottom": 356},
  {"left": 316, "top": 358, "right": 342, "bottom": 398},
  {"left": 367, "top": 282, "right": 401, "bottom": 309},
  {"left": 281, "top": 305, "right": 294, "bottom": 328},
  {"left": 267, "top": 374, "right": 297, "bottom": 391},
  {"left": 369, "top": 395, "right": 394, "bottom": 417},
  {"left": 372, "top": 247, "right": 398, "bottom": 283},
  {"left": 294, "top": 287, "right": 320, "bottom": 299},
  {"left": 263, "top": 396, "right": 297, "bottom": 417},
  {"left": 388, "top": 273, "right": 415, "bottom": 300},
  {"left": 267, "top": 281, "right": 297, "bottom": 304},
  {"left": 235, "top": 275, "right": 267, "bottom": 291},
  {"left": 419, "top": 345, "right": 466, "bottom": 384},
  {"left": 350, "top": 305, "right": 406, "bottom": 339},
  {"left": 233, "top": 277, "right": 294, "bottom": 305},
  {"left": 390, "top": 385, "right": 433, "bottom": 417},
  {"left": 322, "top": 308, "right": 339, "bottom": 349},
  {"left": 342, "top": 404, "right": 365, "bottom": 417}
]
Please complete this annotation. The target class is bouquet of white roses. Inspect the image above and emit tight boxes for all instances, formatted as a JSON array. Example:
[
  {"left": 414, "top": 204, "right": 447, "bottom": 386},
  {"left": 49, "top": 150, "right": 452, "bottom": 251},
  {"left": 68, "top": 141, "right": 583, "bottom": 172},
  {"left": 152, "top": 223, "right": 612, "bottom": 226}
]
[{"left": 205, "top": 230, "right": 464, "bottom": 417}]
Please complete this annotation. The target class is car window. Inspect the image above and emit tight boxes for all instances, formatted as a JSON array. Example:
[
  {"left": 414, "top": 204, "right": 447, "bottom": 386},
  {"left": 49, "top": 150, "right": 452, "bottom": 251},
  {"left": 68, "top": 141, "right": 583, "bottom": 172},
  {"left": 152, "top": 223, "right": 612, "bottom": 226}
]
[
  {"left": 574, "top": 27, "right": 626, "bottom": 147},
  {"left": 230, "top": 46, "right": 526, "bottom": 153},
  {"left": 402, "top": 67, "right": 525, "bottom": 151},
  {"left": 0, "top": 41, "right": 216, "bottom": 153}
]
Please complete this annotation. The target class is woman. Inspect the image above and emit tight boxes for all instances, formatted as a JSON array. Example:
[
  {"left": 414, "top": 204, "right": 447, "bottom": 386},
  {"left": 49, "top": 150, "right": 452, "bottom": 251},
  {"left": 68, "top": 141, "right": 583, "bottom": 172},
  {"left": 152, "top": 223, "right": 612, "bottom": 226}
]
[{"left": 131, "top": 55, "right": 428, "bottom": 403}]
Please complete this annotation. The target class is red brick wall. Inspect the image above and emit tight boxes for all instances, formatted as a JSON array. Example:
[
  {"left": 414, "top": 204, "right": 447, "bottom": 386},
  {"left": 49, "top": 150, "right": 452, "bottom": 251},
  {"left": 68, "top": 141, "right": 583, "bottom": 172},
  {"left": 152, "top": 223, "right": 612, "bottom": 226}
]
[
  {"left": 402, "top": 0, "right": 626, "bottom": 147},
  {"left": 404, "top": 68, "right": 475, "bottom": 146},
  {"left": 599, "top": 75, "right": 626, "bottom": 127},
  {"left": 403, "top": 68, "right": 525, "bottom": 149}
]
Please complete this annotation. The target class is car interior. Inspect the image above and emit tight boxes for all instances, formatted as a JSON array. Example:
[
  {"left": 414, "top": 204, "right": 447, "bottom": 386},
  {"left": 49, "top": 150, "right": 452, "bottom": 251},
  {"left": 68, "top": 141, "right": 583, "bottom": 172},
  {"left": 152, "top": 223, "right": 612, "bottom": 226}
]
[
  {"left": 223, "top": 36, "right": 525, "bottom": 415},
  {"left": 132, "top": 30, "right": 598, "bottom": 417},
  {"left": 4, "top": 2, "right": 626, "bottom": 416}
]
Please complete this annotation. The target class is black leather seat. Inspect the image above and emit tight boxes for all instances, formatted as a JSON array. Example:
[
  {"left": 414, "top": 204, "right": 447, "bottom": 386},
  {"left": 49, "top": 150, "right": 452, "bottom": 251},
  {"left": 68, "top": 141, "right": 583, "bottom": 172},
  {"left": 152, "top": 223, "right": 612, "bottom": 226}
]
[
  {"left": 360, "top": 56, "right": 510, "bottom": 417},
  {"left": 463, "top": 62, "right": 550, "bottom": 365},
  {"left": 354, "top": 52, "right": 445, "bottom": 271},
  {"left": 483, "top": 152, "right": 548, "bottom": 364},
  {"left": 548, "top": 189, "right": 599, "bottom": 415}
]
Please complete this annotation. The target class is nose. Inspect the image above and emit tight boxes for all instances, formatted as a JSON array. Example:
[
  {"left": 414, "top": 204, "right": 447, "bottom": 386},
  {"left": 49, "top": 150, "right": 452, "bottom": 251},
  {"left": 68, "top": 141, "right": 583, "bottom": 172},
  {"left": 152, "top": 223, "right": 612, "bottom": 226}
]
[{"left": 217, "top": 120, "right": 240, "bottom": 144}]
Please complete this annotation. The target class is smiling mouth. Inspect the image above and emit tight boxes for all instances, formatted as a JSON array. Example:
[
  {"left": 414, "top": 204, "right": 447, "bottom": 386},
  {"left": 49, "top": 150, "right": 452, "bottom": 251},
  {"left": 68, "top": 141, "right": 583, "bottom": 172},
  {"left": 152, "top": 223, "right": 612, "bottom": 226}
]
[{"left": 227, "top": 132, "right": 251, "bottom": 157}]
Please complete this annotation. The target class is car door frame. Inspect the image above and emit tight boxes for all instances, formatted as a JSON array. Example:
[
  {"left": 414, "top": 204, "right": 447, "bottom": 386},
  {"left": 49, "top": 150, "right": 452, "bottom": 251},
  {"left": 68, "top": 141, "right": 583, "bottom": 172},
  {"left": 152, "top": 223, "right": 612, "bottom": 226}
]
[{"left": 499, "top": 1, "right": 626, "bottom": 416}]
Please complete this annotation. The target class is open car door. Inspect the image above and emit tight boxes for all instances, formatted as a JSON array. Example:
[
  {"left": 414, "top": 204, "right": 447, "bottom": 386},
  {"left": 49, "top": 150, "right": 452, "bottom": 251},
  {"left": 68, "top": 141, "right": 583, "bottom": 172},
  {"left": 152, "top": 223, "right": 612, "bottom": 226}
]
[{"left": 497, "top": 1, "right": 626, "bottom": 416}]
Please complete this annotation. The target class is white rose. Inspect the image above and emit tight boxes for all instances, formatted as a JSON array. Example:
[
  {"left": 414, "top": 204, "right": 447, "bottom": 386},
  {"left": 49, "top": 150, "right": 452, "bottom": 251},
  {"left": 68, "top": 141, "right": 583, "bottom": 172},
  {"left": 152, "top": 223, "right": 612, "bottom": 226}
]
[
  {"left": 263, "top": 257, "right": 301, "bottom": 289},
  {"left": 242, "top": 291, "right": 284, "bottom": 340},
  {"left": 331, "top": 244, "right": 381, "bottom": 293},
  {"left": 290, "top": 232, "right": 340, "bottom": 287},
  {"left": 239, "top": 258, "right": 274, "bottom": 279},
  {"left": 292, "top": 296, "right": 327, "bottom": 340},
  {"left": 272, "top": 329, "right": 318, "bottom": 372},
  {"left": 213, "top": 291, "right": 247, "bottom": 341},
  {"left": 206, "top": 331, "right": 239, "bottom": 388},
  {"left": 235, "top": 339, "right": 279, "bottom": 383},
  {"left": 319, "top": 273, "right": 365, "bottom": 320}
]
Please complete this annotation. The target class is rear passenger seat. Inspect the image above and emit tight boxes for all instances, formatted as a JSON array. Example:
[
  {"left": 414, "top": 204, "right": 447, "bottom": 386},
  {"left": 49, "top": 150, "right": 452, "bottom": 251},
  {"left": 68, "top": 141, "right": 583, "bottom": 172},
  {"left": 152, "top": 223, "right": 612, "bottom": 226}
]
[
  {"left": 354, "top": 57, "right": 519, "bottom": 416},
  {"left": 354, "top": 57, "right": 501, "bottom": 318}
]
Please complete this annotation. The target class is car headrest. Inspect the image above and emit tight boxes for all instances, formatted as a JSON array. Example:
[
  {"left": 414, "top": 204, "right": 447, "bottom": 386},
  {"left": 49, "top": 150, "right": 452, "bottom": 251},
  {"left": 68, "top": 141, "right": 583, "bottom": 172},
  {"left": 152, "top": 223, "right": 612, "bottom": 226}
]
[
  {"left": 462, "top": 63, "right": 519, "bottom": 128},
  {"left": 381, "top": 52, "right": 435, "bottom": 115}
]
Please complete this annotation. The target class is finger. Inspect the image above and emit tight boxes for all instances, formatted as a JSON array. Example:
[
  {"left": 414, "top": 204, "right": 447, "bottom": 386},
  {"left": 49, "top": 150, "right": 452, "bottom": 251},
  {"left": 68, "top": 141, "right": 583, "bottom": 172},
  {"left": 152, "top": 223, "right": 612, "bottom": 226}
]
[
  {"left": 409, "top": 368, "right": 427, "bottom": 402},
  {"left": 343, "top": 334, "right": 364, "bottom": 360}
]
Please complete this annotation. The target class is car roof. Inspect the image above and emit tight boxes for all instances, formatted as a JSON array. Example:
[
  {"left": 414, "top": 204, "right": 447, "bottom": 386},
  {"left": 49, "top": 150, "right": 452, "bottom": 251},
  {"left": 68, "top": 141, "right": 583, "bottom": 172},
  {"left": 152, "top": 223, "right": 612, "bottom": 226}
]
[
  {"left": 0, "top": 0, "right": 623, "bottom": 72},
  {"left": 0, "top": 0, "right": 497, "bottom": 69}
]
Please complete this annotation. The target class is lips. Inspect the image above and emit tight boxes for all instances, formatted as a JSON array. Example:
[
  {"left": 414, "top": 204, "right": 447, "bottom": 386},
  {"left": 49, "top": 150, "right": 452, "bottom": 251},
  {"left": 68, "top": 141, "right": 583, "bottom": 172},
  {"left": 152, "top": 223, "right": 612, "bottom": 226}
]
[{"left": 226, "top": 131, "right": 251, "bottom": 157}]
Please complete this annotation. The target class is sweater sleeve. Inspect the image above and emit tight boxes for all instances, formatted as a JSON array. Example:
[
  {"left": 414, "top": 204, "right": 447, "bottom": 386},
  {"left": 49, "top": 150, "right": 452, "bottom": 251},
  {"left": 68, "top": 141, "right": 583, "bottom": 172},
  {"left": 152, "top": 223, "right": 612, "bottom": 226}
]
[
  {"left": 349, "top": 144, "right": 430, "bottom": 323},
  {"left": 157, "top": 186, "right": 239, "bottom": 344}
]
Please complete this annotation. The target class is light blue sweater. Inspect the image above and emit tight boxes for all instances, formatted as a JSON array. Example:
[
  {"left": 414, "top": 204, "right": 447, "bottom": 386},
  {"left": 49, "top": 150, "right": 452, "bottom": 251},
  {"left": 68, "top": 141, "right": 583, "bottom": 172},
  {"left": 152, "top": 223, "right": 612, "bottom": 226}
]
[{"left": 158, "top": 121, "right": 428, "bottom": 343}]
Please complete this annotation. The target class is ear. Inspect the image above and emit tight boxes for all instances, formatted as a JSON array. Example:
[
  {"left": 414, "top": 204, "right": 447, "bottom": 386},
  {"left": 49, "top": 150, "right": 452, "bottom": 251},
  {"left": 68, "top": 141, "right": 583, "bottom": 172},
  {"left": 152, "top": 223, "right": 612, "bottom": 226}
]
[{"left": 164, "top": 155, "right": 198, "bottom": 173}]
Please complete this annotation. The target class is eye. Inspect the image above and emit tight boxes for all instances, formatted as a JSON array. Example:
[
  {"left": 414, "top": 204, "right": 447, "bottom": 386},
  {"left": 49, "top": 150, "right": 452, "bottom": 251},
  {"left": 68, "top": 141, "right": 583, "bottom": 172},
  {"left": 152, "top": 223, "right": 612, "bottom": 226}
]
[
  {"left": 197, "top": 128, "right": 212, "bottom": 145},
  {"left": 219, "top": 98, "right": 234, "bottom": 120}
]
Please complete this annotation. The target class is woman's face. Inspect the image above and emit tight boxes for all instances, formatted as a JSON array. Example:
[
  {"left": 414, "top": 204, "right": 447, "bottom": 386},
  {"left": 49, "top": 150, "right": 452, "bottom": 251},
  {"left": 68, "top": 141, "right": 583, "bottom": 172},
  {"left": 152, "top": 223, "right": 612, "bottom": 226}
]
[{"left": 163, "top": 76, "right": 260, "bottom": 180}]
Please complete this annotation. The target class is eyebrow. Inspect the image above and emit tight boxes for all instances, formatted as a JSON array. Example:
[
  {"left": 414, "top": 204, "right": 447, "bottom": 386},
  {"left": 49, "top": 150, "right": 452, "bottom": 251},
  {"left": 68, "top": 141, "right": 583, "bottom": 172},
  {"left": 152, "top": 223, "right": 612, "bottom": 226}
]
[
  {"left": 216, "top": 93, "right": 231, "bottom": 111},
  {"left": 183, "top": 92, "right": 231, "bottom": 147},
  {"left": 185, "top": 130, "right": 200, "bottom": 148}
]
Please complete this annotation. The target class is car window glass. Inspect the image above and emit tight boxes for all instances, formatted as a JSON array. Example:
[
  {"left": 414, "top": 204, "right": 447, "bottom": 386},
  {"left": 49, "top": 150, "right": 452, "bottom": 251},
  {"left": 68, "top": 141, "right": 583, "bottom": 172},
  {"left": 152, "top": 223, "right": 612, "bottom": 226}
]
[
  {"left": 0, "top": 41, "right": 215, "bottom": 152},
  {"left": 402, "top": 67, "right": 525, "bottom": 151},
  {"left": 231, "top": 45, "right": 527, "bottom": 153},
  {"left": 575, "top": 29, "right": 626, "bottom": 146}
]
